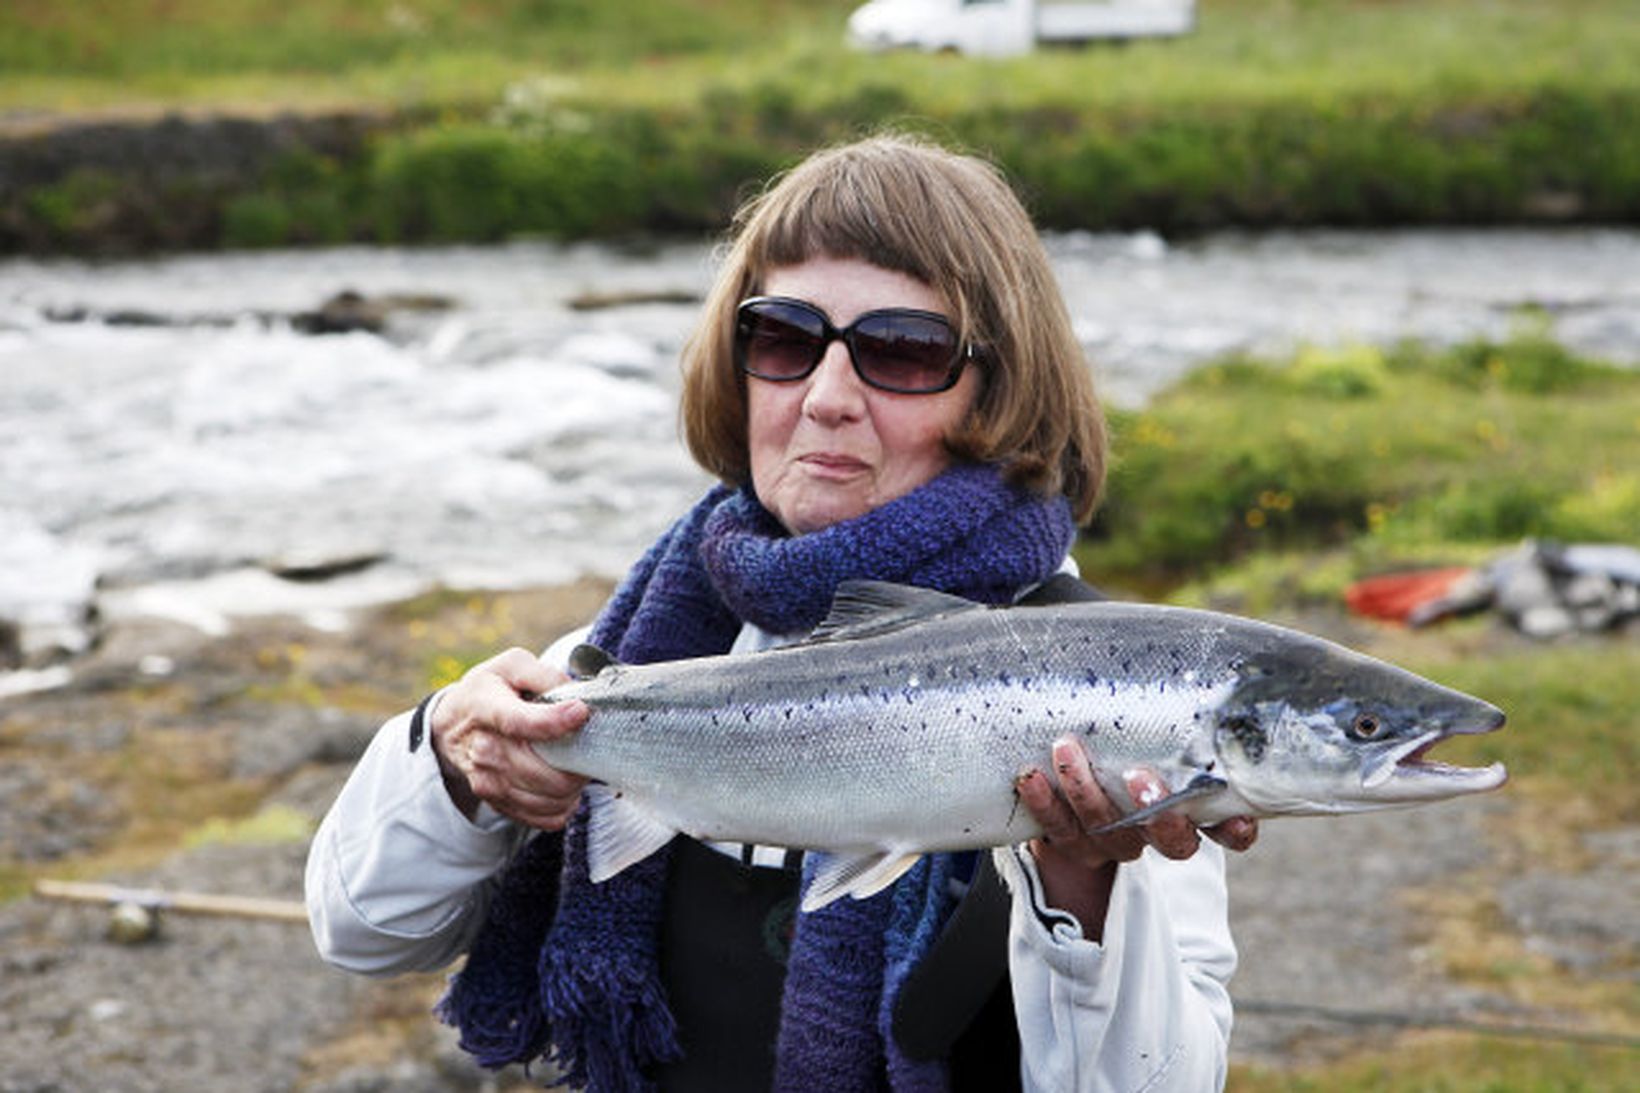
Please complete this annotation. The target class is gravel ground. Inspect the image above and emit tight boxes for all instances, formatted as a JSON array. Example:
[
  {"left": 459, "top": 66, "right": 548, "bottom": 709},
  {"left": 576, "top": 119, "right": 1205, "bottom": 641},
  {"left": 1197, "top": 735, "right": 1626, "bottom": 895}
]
[{"left": 0, "top": 591, "right": 1633, "bottom": 1090}]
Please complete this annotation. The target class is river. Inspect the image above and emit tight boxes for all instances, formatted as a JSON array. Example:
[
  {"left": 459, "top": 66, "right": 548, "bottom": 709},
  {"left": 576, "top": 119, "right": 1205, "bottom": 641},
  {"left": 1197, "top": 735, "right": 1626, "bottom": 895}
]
[{"left": 2, "top": 227, "right": 1637, "bottom": 666}]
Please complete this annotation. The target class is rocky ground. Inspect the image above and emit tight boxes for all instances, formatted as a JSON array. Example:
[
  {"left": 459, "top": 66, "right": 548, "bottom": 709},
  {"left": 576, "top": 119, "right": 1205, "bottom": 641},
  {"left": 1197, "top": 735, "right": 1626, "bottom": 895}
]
[{"left": 0, "top": 583, "right": 1634, "bottom": 1090}]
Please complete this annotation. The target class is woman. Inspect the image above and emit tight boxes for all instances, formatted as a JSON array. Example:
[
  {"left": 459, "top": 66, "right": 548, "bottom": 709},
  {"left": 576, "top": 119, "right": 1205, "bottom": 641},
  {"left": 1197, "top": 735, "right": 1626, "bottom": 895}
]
[{"left": 306, "top": 134, "right": 1256, "bottom": 1092}]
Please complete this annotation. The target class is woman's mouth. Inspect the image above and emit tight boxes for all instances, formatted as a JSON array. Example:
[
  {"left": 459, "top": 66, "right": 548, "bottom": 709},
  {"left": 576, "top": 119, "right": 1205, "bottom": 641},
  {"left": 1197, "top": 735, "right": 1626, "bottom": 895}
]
[{"left": 798, "top": 453, "right": 870, "bottom": 478}]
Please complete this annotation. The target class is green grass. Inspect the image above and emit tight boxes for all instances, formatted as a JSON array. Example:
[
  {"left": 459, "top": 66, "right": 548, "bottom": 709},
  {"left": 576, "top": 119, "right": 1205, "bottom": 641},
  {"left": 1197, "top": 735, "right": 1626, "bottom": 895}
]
[
  {"left": 4, "top": 1, "right": 1636, "bottom": 113},
  {"left": 1416, "top": 644, "right": 1640, "bottom": 821},
  {"left": 1230, "top": 1033, "right": 1639, "bottom": 1092},
  {"left": 1080, "top": 331, "right": 1640, "bottom": 581},
  {"left": 183, "top": 803, "right": 314, "bottom": 849},
  {"left": 1382, "top": 637, "right": 1639, "bottom": 840}
]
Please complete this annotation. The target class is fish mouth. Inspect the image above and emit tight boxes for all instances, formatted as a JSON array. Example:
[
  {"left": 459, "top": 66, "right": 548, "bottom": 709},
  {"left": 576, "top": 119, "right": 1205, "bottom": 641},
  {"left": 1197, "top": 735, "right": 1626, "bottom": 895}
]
[{"left": 1361, "top": 704, "right": 1508, "bottom": 797}]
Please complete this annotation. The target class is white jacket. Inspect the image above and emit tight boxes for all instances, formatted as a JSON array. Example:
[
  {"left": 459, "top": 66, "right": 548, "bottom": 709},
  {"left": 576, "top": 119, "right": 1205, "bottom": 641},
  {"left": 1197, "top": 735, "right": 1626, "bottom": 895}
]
[{"left": 305, "top": 624, "right": 1236, "bottom": 1091}]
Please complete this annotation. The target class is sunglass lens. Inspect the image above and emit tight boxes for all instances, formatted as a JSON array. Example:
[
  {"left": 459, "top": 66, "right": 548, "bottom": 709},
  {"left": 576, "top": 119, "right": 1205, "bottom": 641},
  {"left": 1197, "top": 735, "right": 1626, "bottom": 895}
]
[
  {"left": 852, "top": 314, "right": 961, "bottom": 392},
  {"left": 738, "top": 303, "right": 826, "bottom": 380}
]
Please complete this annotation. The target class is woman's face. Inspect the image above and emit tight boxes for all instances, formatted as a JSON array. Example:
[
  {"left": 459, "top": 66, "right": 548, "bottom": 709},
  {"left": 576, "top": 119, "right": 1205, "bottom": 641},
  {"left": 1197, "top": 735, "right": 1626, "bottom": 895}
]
[{"left": 746, "top": 257, "right": 981, "bottom": 536}]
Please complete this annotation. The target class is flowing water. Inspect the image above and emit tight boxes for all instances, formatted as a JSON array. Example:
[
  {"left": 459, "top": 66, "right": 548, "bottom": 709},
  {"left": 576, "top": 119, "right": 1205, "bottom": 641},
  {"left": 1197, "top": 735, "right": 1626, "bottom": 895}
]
[{"left": 2, "top": 228, "right": 1637, "bottom": 659}]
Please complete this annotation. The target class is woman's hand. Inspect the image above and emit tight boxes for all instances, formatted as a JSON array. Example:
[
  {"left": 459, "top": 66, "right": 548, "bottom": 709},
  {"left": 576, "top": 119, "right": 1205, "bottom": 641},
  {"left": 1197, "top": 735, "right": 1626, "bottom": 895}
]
[
  {"left": 1016, "top": 736, "right": 1258, "bottom": 939},
  {"left": 428, "top": 647, "right": 592, "bottom": 829}
]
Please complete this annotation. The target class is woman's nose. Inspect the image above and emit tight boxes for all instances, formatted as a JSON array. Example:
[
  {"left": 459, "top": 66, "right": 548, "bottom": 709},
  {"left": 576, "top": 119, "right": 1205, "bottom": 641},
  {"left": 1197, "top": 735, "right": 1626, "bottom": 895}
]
[{"left": 800, "top": 341, "right": 867, "bottom": 422}]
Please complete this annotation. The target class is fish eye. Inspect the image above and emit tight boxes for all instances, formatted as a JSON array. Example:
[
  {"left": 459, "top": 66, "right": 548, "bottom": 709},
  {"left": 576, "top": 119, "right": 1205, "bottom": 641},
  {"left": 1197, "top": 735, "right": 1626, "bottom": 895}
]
[{"left": 1349, "top": 713, "right": 1385, "bottom": 740}]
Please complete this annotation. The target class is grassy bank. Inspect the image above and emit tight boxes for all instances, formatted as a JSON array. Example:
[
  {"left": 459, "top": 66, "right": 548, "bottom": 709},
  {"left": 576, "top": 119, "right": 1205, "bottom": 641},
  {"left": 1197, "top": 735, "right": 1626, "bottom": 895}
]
[
  {"left": 1085, "top": 328, "right": 1640, "bottom": 578},
  {"left": 4, "top": 1, "right": 1640, "bottom": 250}
]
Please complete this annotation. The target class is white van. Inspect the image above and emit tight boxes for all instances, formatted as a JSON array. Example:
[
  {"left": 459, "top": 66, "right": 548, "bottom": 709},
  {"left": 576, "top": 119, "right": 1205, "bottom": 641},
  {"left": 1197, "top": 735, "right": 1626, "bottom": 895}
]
[{"left": 847, "top": 0, "right": 1197, "bottom": 57}]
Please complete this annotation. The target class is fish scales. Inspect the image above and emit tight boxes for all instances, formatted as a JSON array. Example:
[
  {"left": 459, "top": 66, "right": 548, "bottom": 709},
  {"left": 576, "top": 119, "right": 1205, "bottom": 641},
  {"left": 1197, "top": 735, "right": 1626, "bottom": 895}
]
[
  {"left": 547, "top": 609, "right": 1232, "bottom": 843},
  {"left": 532, "top": 582, "right": 1506, "bottom": 910}
]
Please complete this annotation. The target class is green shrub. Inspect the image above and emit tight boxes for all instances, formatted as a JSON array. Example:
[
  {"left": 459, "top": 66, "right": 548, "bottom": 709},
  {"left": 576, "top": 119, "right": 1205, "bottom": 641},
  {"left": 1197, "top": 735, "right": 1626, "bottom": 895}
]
[
  {"left": 222, "top": 192, "right": 293, "bottom": 248},
  {"left": 1085, "top": 335, "right": 1640, "bottom": 584},
  {"left": 24, "top": 169, "right": 120, "bottom": 240},
  {"left": 368, "top": 125, "right": 646, "bottom": 241},
  {"left": 1287, "top": 344, "right": 1391, "bottom": 399}
]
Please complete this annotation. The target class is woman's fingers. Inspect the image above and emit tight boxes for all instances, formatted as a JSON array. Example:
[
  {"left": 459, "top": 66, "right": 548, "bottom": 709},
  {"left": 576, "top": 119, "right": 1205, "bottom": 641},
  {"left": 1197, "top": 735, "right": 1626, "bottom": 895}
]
[
  {"left": 429, "top": 647, "right": 591, "bottom": 828},
  {"left": 1015, "top": 768, "right": 1081, "bottom": 845},
  {"left": 485, "top": 646, "right": 568, "bottom": 698},
  {"left": 1119, "top": 767, "right": 1200, "bottom": 861},
  {"left": 1027, "top": 737, "right": 1258, "bottom": 869},
  {"left": 1204, "top": 815, "right": 1260, "bottom": 852},
  {"left": 1050, "top": 740, "right": 1120, "bottom": 829}
]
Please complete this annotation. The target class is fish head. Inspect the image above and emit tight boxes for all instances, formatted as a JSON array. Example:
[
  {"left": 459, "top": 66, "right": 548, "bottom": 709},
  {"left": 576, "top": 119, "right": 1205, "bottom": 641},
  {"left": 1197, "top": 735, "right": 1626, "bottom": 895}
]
[{"left": 1213, "top": 633, "right": 1507, "bottom": 817}]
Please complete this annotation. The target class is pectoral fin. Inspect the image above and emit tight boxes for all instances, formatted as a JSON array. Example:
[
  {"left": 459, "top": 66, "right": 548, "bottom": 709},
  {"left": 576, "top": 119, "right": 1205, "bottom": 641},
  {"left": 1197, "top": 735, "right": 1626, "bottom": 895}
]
[
  {"left": 1091, "top": 773, "right": 1230, "bottom": 834},
  {"left": 801, "top": 848, "right": 924, "bottom": 913},
  {"left": 583, "top": 783, "right": 678, "bottom": 883}
]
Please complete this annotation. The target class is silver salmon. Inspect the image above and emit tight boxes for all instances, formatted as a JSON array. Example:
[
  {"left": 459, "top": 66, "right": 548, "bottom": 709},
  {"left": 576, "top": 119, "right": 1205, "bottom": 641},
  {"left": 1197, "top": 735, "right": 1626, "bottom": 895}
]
[{"left": 535, "top": 581, "right": 1506, "bottom": 910}]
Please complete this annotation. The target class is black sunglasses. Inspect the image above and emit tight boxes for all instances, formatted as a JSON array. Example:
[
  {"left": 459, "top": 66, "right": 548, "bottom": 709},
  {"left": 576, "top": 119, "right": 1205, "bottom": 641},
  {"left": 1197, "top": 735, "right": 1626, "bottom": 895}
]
[{"left": 733, "top": 296, "right": 985, "bottom": 395}]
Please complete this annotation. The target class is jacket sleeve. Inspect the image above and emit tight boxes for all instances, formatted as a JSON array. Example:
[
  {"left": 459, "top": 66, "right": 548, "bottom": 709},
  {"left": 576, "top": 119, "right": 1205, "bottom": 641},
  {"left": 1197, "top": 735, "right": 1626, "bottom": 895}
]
[
  {"left": 305, "top": 628, "right": 593, "bottom": 974},
  {"left": 303, "top": 702, "right": 527, "bottom": 975},
  {"left": 996, "top": 842, "right": 1237, "bottom": 1092}
]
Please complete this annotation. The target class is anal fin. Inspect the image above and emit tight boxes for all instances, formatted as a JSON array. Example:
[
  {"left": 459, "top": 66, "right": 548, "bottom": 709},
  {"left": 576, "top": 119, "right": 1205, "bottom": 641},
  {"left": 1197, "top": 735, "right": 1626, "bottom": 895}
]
[{"left": 801, "top": 848, "right": 923, "bottom": 913}]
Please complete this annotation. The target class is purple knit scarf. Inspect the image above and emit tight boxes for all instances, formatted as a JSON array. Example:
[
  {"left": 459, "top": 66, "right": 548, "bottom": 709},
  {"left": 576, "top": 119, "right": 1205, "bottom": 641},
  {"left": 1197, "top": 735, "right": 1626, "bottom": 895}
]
[{"left": 438, "top": 462, "right": 1075, "bottom": 1091}]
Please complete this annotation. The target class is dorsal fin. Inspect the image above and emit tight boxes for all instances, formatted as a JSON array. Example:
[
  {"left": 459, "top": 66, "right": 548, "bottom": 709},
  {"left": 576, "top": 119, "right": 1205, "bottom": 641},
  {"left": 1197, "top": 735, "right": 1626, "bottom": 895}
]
[
  {"left": 807, "top": 581, "right": 981, "bottom": 644},
  {"left": 568, "top": 642, "right": 623, "bottom": 680}
]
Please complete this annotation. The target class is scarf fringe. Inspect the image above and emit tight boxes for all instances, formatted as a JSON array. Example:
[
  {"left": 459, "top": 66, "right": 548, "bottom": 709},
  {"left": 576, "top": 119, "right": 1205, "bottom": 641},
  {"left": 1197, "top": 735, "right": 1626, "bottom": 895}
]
[
  {"left": 436, "top": 832, "right": 565, "bottom": 1070},
  {"left": 541, "top": 951, "right": 681, "bottom": 1092},
  {"left": 434, "top": 990, "right": 551, "bottom": 1072}
]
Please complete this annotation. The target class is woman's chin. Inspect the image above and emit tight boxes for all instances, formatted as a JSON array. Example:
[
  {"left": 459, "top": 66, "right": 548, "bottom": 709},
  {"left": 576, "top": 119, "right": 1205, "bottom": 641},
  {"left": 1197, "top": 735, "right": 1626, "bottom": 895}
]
[{"left": 775, "top": 491, "right": 874, "bottom": 536}]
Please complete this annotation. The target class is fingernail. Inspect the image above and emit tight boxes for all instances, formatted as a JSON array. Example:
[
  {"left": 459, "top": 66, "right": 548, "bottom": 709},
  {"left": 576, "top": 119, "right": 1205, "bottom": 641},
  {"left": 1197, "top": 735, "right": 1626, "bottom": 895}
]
[{"left": 1125, "top": 771, "right": 1163, "bottom": 807}]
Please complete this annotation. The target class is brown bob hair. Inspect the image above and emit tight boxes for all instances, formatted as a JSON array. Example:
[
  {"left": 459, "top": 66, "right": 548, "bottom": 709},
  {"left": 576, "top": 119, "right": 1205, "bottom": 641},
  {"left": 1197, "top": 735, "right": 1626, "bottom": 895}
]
[{"left": 680, "top": 133, "right": 1107, "bottom": 524}]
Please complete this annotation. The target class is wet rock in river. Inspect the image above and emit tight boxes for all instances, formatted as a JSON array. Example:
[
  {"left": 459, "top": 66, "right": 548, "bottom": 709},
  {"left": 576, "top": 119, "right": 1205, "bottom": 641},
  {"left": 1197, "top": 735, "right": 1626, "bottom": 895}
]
[
  {"left": 291, "top": 289, "right": 454, "bottom": 335},
  {"left": 264, "top": 548, "right": 388, "bottom": 583}
]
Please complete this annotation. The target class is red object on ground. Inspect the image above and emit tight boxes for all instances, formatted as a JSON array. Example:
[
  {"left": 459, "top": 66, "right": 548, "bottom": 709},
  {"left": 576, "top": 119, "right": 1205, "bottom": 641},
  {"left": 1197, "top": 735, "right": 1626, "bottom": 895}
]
[{"left": 1344, "top": 567, "right": 1475, "bottom": 623}]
